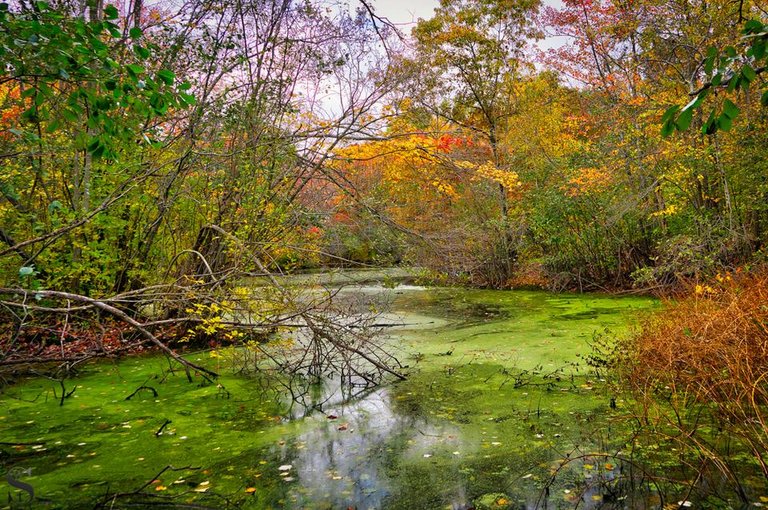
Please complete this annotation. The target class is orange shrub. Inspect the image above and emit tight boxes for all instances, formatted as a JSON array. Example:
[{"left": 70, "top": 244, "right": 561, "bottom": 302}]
[{"left": 622, "top": 270, "right": 768, "bottom": 482}]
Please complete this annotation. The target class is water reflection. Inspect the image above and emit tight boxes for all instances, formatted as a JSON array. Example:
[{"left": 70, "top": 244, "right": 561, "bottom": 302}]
[{"left": 281, "top": 381, "right": 465, "bottom": 509}]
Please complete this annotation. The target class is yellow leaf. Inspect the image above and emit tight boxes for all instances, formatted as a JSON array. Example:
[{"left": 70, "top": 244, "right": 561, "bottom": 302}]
[
  {"left": 155, "top": 485, "right": 167, "bottom": 491},
  {"left": 245, "top": 487, "right": 257, "bottom": 493}
]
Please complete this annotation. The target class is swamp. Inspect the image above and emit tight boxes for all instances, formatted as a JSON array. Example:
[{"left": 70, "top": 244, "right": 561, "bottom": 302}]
[
  {"left": 3, "top": 277, "right": 669, "bottom": 509},
  {"left": 3, "top": 0, "right": 768, "bottom": 508}
]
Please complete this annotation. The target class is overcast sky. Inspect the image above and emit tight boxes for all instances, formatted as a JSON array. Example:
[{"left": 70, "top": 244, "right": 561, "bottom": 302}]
[
  {"left": 369, "top": 0, "right": 567, "bottom": 51},
  {"left": 371, "top": 0, "right": 440, "bottom": 27}
]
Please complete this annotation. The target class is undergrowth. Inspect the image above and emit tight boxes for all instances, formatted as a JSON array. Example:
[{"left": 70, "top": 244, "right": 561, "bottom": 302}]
[{"left": 606, "top": 269, "right": 768, "bottom": 502}]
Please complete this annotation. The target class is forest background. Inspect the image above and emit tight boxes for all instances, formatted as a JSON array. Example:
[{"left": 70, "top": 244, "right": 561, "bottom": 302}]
[
  {"left": 4, "top": 0, "right": 768, "bottom": 498},
  {"left": 2, "top": 0, "right": 768, "bottom": 370},
  {"left": 2, "top": 0, "right": 767, "bottom": 296}
]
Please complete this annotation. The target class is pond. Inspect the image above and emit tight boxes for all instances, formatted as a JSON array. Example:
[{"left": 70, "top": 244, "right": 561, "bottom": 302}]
[{"left": 1, "top": 281, "right": 664, "bottom": 509}]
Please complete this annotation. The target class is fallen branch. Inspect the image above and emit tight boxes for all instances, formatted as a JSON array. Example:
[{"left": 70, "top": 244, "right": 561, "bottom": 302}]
[
  {"left": 126, "top": 385, "right": 159, "bottom": 400},
  {"left": 0, "top": 288, "right": 217, "bottom": 382}
]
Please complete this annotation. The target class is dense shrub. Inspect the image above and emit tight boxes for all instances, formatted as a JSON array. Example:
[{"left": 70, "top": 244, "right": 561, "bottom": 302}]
[{"left": 616, "top": 270, "right": 768, "bottom": 496}]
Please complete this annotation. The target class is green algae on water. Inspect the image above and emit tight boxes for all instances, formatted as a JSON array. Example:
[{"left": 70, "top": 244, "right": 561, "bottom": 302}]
[{"left": 1, "top": 287, "right": 657, "bottom": 509}]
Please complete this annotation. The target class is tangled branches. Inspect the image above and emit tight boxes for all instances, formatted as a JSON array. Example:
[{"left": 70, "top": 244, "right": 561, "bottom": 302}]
[{"left": 0, "top": 245, "right": 404, "bottom": 396}]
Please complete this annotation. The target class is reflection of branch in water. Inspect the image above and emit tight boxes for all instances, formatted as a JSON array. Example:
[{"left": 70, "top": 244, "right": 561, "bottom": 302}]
[{"left": 529, "top": 443, "right": 667, "bottom": 510}]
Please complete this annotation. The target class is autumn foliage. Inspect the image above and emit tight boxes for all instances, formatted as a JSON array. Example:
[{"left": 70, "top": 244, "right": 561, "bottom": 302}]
[{"left": 619, "top": 270, "right": 768, "bottom": 485}]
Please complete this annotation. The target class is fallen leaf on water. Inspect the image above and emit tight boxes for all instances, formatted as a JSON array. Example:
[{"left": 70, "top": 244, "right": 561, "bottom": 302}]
[
  {"left": 604, "top": 463, "right": 615, "bottom": 470},
  {"left": 278, "top": 465, "right": 292, "bottom": 471},
  {"left": 338, "top": 423, "right": 349, "bottom": 431},
  {"left": 245, "top": 487, "right": 256, "bottom": 494},
  {"left": 198, "top": 481, "right": 210, "bottom": 486},
  {"left": 760, "top": 497, "right": 768, "bottom": 503},
  {"left": 522, "top": 474, "right": 532, "bottom": 479},
  {"left": 193, "top": 486, "right": 209, "bottom": 493},
  {"left": 327, "top": 414, "right": 338, "bottom": 420},
  {"left": 592, "top": 495, "right": 602, "bottom": 501},
  {"left": 155, "top": 486, "right": 167, "bottom": 491}
]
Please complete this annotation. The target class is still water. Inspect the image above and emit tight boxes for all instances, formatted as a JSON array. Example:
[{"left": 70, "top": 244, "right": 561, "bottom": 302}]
[{"left": 1, "top": 282, "right": 660, "bottom": 509}]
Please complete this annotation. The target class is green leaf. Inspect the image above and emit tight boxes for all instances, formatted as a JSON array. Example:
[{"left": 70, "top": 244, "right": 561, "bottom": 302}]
[
  {"left": 744, "top": 19, "right": 764, "bottom": 34},
  {"left": 91, "top": 143, "right": 106, "bottom": 158},
  {"left": 752, "top": 39, "right": 766, "bottom": 60},
  {"left": 134, "top": 45, "right": 150, "bottom": 59},
  {"left": 676, "top": 107, "right": 693, "bottom": 131},
  {"left": 179, "top": 92, "right": 196, "bottom": 105},
  {"left": 722, "top": 99, "right": 740, "bottom": 119},
  {"left": 717, "top": 113, "right": 733, "bottom": 131},
  {"left": 661, "top": 119, "right": 675, "bottom": 137},
  {"left": 761, "top": 90, "right": 768, "bottom": 107},
  {"left": 104, "top": 4, "right": 119, "bottom": 19},
  {"left": 727, "top": 75, "right": 740, "bottom": 92},
  {"left": 661, "top": 105, "right": 680, "bottom": 123},
  {"left": 48, "top": 200, "right": 62, "bottom": 214},
  {"left": 129, "top": 27, "right": 143, "bottom": 39},
  {"left": 157, "top": 69, "right": 175, "bottom": 86},
  {"left": 742, "top": 64, "right": 757, "bottom": 82},
  {"left": 45, "top": 119, "right": 61, "bottom": 133},
  {"left": 704, "top": 55, "right": 715, "bottom": 75},
  {"left": 61, "top": 107, "right": 79, "bottom": 122},
  {"left": 126, "top": 64, "right": 145, "bottom": 77},
  {"left": 702, "top": 109, "right": 717, "bottom": 135}
]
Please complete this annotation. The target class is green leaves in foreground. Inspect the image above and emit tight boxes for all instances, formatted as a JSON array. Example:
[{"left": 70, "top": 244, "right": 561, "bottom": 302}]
[
  {"left": 0, "top": 2, "right": 195, "bottom": 159},
  {"left": 662, "top": 18, "right": 768, "bottom": 137}
]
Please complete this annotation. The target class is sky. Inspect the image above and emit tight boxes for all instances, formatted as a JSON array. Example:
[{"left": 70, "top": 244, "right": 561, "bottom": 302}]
[
  {"left": 369, "top": 0, "right": 567, "bottom": 51},
  {"left": 371, "top": 0, "right": 440, "bottom": 27}
]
